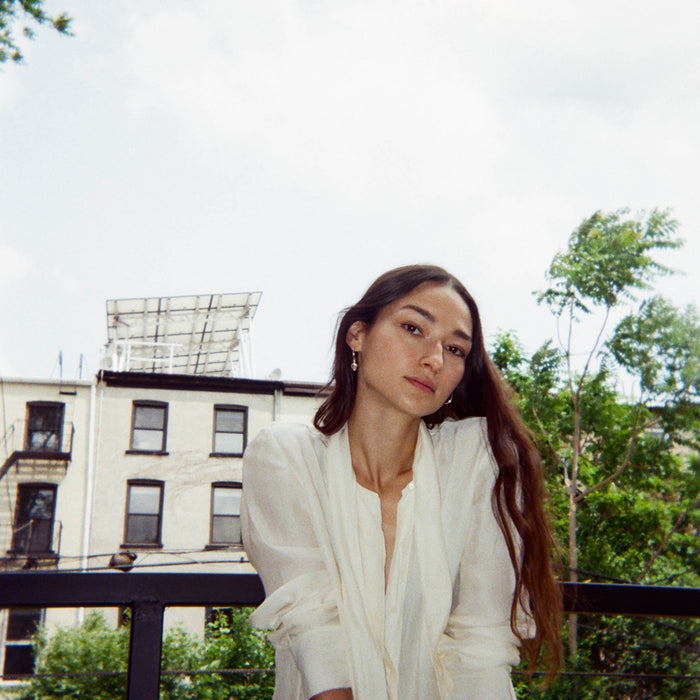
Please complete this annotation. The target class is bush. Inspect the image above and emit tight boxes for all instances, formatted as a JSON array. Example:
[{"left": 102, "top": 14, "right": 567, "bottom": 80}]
[{"left": 19, "top": 608, "right": 275, "bottom": 700}]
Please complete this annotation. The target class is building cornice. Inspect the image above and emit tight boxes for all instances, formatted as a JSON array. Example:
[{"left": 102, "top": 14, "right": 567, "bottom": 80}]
[{"left": 97, "top": 370, "right": 328, "bottom": 397}]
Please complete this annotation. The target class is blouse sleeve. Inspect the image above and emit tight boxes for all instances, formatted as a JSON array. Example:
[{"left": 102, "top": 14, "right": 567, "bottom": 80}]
[
  {"left": 436, "top": 421, "right": 529, "bottom": 700},
  {"left": 241, "top": 425, "right": 352, "bottom": 698}
]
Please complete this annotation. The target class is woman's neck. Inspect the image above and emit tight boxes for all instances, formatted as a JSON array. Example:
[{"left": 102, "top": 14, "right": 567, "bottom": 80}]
[{"left": 346, "top": 407, "right": 420, "bottom": 492}]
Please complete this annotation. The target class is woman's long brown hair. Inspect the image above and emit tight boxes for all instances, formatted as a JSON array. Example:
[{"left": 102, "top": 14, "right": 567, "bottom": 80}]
[{"left": 314, "top": 264, "right": 562, "bottom": 676}]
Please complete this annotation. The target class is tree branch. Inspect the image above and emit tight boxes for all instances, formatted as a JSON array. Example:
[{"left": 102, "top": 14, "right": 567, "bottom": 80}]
[
  {"left": 576, "top": 305, "right": 610, "bottom": 397},
  {"left": 636, "top": 497, "right": 700, "bottom": 584},
  {"left": 575, "top": 404, "right": 645, "bottom": 503},
  {"left": 531, "top": 405, "right": 569, "bottom": 483},
  {"left": 565, "top": 301, "right": 576, "bottom": 399}
]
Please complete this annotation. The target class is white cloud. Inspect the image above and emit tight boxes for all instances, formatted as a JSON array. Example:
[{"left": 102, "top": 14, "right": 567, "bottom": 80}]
[
  {"left": 122, "top": 2, "right": 507, "bottom": 211},
  {"left": 2, "top": 0, "right": 698, "bottom": 380},
  {"left": 120, "top": 0, "right": 700, "bottom": 227}
]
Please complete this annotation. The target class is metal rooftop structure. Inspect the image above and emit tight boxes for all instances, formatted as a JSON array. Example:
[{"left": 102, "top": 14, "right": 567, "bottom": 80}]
[{"left": 103, "top": 292, "right": 261, "bottom": 377}]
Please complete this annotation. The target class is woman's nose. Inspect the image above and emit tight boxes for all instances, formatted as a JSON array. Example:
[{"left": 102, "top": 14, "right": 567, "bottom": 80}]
[{"left": 421, "top": 340, "right": 443, "bottom": 371}]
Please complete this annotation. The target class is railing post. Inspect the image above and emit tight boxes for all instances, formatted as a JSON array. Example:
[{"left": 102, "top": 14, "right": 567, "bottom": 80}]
[{"left": 127, "top": 600, "right": 164, "bottom": 700}]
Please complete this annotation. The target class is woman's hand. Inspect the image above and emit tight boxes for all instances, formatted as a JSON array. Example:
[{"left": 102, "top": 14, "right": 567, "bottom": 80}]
[{"left": 310, "top": 689, "right": 354, "bottom": 700}]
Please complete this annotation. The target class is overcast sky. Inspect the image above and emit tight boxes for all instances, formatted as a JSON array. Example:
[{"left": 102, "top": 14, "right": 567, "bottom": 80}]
[{"left": 1, "top": 0, "right": 698, "bottom": 385}]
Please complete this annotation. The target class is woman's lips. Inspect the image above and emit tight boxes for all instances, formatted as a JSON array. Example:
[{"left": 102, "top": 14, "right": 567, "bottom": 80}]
[{"left": 406, "top": 376, "right": 436, "bottom": 393}]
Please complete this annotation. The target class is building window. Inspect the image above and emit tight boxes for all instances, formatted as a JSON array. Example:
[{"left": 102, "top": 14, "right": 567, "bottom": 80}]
[
  {"left": 11, "top": 484, "right": 56, "bottom": 554},
  {"left": 123, "top": 480, "right": 163, "bottom": 547},
  {"left": 129, "top": 402, "right": 168, "bottom": 453},
  {"left": 209, "top": 482, "right": 242, "bottom": 546},
  {"left": 3, "top": 608, "right": 43, "bottom": 677},
  {"left": 211, "top": 406, "right": 247, "bottom": 456},
  {"left": 25, "top": 402, "right": 64, "bottom": 452}
]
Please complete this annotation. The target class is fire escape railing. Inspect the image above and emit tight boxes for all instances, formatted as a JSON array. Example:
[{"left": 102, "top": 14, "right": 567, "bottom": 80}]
[
  {"left": 0, "top": 420, "right": 74, "bottom": 482},
  {"left": 0, "top": 573, "right": 698, "bottom": 700}
]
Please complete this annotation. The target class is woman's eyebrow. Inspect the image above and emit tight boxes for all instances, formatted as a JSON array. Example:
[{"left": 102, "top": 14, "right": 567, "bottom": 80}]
[
  {"left": 401, "top": 303, "right": 435, "bottom": 323},
  {"left": 400, "top": 304, "right": 472, "bottom": 342}
]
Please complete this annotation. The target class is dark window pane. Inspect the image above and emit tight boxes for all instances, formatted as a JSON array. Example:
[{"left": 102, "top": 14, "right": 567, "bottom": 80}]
[
  {"left": 6, "top": 609, "right": 41, "bottom": 640},
  {"left": 211, "top": 516, "right": 241, "bottom": 544},
  {"left": 3, "top": 645, "right": 35, "bottom": 677},
  {"left": 28, "top": 404, "right": 63, "bottom": 431},
  {"left": 215, "top": 409, "right": 244, "bottom": 433},
  {"left": 24, "top": 520, "right": 52, "bottom": 552},
  {"left": 126, "top": 514, "right": 159, "bottom": 544},
  {"left": 134, "top": 406, "right": 165, "bottom": 430},
  {"left": 19, "top": 489, "right": 55, "bottom": 520},
  {"left": 13, "top": 487, "right": 55, "bottom": 553},
  {"left": 27, "top": 404, "right": 63, "bottom": 452}
]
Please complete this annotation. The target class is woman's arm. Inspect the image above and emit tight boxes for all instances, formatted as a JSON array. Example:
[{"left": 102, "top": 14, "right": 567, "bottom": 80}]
[
  {"left": 437, "top": 422, "right": 524, "bottom": 699},
  {"left": 311, "top": 689, "right": 353, "bottom": 700},
  {"left": 241, "top": 425, "right": 353, "bottom": 698}
]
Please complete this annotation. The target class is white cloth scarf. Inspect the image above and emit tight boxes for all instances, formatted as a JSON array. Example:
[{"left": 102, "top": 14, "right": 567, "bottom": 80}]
[{"left": 324, "top": 422, "right": 453, "bottom": 699}]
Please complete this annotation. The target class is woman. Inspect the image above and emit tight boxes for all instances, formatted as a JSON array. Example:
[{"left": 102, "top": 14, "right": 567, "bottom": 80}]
[{"left": 241, "top": 264, "right": 562, "bottom": 700}]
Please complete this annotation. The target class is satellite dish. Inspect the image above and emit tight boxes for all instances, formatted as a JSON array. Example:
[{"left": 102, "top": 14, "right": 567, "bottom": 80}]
[{"left": 266, "top": 368, "right": 282, "bottom": 381}]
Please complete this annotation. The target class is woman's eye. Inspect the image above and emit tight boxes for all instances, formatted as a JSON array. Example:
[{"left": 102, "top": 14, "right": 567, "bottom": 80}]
[
  {"left": 401, "top": 323, "right": 421, "bottom": 335},
  {"left": 446, "top": 345, "right": 466, "bottom": 358}
]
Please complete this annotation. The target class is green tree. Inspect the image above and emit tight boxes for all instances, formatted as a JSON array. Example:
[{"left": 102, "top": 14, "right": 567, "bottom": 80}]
[
  {"left": 534, "top": 208, "right": 690, "bottom": 657},
  {"left": 493, "top": 208, "right": 700, "bottom": 698},
  {"left": 496, "top": 326, "right": 700, "bottom": 699},
  {"left": 0, "top": 0, "right": 72, "bottom": 63}
]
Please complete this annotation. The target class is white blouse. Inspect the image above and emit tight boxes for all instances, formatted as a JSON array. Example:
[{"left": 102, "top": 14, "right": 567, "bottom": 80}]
[
  {"left": 241, "top": 418, "right": 528, "bottom": 700},
  {"left": 356, "top": 479, "right": 415, "bottom": 700}
]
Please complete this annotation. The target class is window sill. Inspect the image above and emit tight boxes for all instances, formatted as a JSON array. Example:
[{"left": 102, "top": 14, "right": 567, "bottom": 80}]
[
  {"left": 6, "top": 550, "right": 57, "bottom": 558},
  {"left": 205, "top": 543, "right": 244, "bottom": 551},
  {"left": 209, "top": 452, "right": 244, "bottom": 458},
  {"left": 120, "top": 543, "right": 163, "bottom": 550},
  {"left": 125, "top": 450, "right": 169, "bottom": 456}
]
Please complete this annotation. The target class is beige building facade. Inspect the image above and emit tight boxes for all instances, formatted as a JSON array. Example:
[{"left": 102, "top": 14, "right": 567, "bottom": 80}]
[
  {"left": 0, "top": 370, "right": 324, "bottom": 679},
  {"left": 0, "top": 376, "right": 94, "bottom": 677},
  {"left": 88, "top": 370, "right": 324, "bottom": 631}
]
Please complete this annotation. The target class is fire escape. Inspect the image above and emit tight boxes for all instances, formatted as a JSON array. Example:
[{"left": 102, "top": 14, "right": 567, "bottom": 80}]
[{"left": 0, "top": 401, "right": 74, "bottom": 569}]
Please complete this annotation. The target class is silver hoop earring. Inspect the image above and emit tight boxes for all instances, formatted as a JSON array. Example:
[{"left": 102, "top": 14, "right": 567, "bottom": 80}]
[
  {"left": 351, "top": 351, "right": 358, "bottom": 372},
  {"left": 444, "top": 393, "right": 453, "bottom": 405}
]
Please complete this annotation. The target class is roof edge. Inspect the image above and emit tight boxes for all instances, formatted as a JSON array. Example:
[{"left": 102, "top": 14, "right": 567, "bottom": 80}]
[{"left": 98, "top": 370, "right": 327, "bottom": 396}]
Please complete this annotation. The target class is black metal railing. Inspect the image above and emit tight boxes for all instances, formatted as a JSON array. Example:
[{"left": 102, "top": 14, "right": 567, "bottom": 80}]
[
  {"left": 0, "top": 573, "right": 698, "bottom": 700},
  {"left": 0, "top": 420, "right": 75, "bottom": 482},
  {"left": 5, "top": 518, "right": 62, "bottom": 559}
]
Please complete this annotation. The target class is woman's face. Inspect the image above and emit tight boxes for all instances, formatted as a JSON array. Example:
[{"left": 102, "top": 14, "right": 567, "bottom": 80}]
[{"left": 347, "top": 282, "right": 473, "bottom": 420}]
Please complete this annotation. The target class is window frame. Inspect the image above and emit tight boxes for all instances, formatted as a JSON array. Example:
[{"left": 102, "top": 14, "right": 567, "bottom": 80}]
[
  {"left": 122, "top": 479, "right": 164, "bottom": 549},
  {"left": 10, "top": 483, "right": 57, "bottom": 555},
  {"left": 2, "top": 608, "right": 44, "bottom": 678},
  {"left": 210, "top": 405, "right": 248, "bottom": 458},
  {"left": 127, "top": 401, "right": 169, "bottom": 454},
  {"left": 207, "top": 481, "right": 242, "bottom": 548},
  {"left": 24, "top": 401, "right": 65, "bottom": 453}
]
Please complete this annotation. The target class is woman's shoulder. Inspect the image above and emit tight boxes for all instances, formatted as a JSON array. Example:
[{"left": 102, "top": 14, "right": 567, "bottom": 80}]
[
  {"left": 429, "top": 417, "right": 496, "bottom": 478},
  {"left": 243, "top": 422, "right": 329, "bottom": 485},
  {"left": 429, "top": 416, "right": 488, "bottom": 448},
  {"left": 247, "top": 421, "right": 327, "bottom": 452}
]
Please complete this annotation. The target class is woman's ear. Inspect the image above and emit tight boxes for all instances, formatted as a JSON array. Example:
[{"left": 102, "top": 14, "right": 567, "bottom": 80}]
[{"left": 346, "top": 321, "right": 366, "bottom": 352}]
